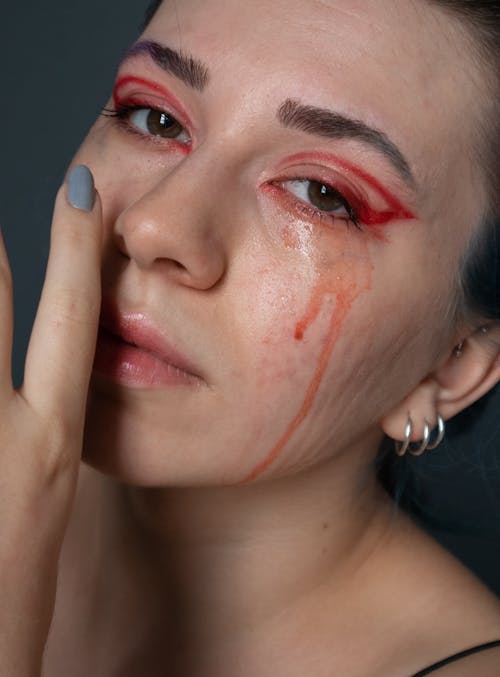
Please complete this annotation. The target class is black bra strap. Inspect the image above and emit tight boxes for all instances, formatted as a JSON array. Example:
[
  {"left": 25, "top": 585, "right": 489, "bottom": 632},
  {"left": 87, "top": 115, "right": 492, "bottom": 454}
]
[{"left": 412, "top": 639, "right": 500, "bottom": 676}]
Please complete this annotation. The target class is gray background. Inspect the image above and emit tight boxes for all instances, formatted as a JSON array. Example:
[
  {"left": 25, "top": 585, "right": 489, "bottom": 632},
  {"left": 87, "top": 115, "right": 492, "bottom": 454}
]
[{"left": 1, "top": 2, "right": 499, "bottom": 594}]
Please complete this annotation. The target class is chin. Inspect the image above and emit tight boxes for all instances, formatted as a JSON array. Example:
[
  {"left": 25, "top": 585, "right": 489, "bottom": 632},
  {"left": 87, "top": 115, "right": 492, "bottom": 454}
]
[
  {"left": 81, "top": 380, "right": 264, "bottom": 488},
  {"left": 81, "top": 366, "right": 341, "bottom": 488}
]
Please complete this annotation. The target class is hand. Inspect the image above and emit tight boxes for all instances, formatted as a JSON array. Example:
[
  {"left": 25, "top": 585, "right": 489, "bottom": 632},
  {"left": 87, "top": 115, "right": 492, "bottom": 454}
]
[{"left": 0, "top": 165, "right": 102, "bottom": 676}]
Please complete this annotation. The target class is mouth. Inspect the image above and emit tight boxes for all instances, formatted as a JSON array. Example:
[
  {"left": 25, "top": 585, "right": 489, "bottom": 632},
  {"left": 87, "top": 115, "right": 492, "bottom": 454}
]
[{"left": 92, "top": 298, "right": 204, "bottom": 388}]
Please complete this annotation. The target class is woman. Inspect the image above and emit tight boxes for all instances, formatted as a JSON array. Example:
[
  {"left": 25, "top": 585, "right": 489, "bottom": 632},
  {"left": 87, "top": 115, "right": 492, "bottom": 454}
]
[{"left": 1, "top": 0, "right": 500, "bottom": 674}]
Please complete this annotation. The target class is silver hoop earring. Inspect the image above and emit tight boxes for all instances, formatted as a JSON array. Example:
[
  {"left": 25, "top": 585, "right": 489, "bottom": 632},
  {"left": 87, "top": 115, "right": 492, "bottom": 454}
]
[
  {"left": 394, "top": 417, "right": 412, "bottom": 456},
  {"left": 409, "top": 420, "right": 431, "bottom": 456},
  {"left": 427, "top": 415, "right": 445, "bottom": 450}
]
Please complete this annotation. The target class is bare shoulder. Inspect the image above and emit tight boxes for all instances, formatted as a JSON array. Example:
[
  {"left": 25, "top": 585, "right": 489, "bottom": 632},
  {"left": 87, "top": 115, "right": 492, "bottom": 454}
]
[
  {"left": 383, "top": 512, "right": 500, "bottom": 674},
  {"left": 415, "top": 644, "right": 500, "bottom": 676}
]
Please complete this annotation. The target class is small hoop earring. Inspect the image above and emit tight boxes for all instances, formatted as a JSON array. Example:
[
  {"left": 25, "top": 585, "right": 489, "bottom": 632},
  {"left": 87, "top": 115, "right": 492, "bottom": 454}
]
[
  {"left": 409, "top": 420, "right": 431, "bottom": 456},
  {"left": 454, "top": 342, "right": 464, "bottom": 358},
  {"left": 394, "top": 417, "right": 412, "bottom": 456},
  {"left": 427, "top": 415, "right": 445, "bottom": 450}
]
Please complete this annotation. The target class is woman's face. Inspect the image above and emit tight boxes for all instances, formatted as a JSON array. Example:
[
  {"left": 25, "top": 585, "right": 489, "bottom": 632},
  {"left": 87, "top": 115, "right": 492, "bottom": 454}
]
[{"left": 76, "top": 0, "right": 486, "bottom": 486}]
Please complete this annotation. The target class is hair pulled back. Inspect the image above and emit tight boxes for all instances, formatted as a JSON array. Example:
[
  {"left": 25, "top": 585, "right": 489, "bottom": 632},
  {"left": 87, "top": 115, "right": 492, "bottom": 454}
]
[{"left": 426, "top": 2, "right": 500, "bottom": 323}]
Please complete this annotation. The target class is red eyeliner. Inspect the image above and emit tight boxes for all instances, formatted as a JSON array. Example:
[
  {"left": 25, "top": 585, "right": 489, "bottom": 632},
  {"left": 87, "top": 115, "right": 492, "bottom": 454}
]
[
  {"left": 113, "top": 75, "right": 193, "bottom": 130},
  {"left": 278, "top": 152, "right": 416, "bottom": 226}
]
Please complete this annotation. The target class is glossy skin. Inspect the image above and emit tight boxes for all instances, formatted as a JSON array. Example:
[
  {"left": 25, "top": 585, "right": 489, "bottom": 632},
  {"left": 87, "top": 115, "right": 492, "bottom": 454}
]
[
  {"left": 77, "top": 0, "right": 485, "bottom": 488},
  {"left": 40, "top": 1, "right": 500, "bottom": 675}
]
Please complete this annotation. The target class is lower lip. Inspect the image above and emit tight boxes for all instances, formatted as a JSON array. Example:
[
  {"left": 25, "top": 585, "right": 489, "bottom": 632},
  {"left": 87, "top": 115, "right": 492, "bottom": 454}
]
[{"left": 92, "top": 328, "right": 200, "bottom": 388}]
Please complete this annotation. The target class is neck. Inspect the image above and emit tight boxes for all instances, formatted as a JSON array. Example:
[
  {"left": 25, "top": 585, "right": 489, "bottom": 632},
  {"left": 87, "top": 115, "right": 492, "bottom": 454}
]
[
  {"left": 78, "top": 440, "right": 399, "bottom": 672},
  {"left": 127, "top": 449, "right": 392, "bottom": 616}
]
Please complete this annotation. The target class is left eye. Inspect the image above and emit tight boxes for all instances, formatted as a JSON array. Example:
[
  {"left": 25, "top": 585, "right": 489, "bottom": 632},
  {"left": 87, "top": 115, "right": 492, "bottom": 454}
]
[
  {"left": 284, "top": 180, "right": 353, "bottom": 220},
  {"left": 128, "top": 108, "right": 190, "bottom": 143}
]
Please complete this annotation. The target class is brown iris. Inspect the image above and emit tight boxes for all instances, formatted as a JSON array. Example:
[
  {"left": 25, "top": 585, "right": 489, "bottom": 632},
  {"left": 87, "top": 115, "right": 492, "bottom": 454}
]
[
  {"left": 308, "top": 182, "right": 346, "bottom": 214},
  {"left": 145, "top": 110, "right": 184, "bottom": 138}
]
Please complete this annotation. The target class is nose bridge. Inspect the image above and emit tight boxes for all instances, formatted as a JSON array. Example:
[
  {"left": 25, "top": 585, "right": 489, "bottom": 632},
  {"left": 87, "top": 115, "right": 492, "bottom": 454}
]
[
  {"left": 115, "top": 148, "right": 231, "bottom": 289},
  {"left": 152, "top": 146, "right": 227, "bottom": 220}
]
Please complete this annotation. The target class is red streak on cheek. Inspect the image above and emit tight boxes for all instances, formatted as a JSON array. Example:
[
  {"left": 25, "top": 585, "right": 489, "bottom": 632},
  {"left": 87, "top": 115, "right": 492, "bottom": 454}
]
[
  {"left": 240, "top": 161, "right": 410, "bottom": 482},
  {"left": 294, "top": 286, "right": 326, "bottom": 341},
  {"left": 240, "top": 258, "right": 372, "bottom": 485}
]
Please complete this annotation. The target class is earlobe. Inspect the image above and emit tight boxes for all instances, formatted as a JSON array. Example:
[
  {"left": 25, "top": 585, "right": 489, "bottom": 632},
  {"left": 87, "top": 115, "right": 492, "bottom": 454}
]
[{"left": 380, "top": 378, "right": 441, "bottom": 443}]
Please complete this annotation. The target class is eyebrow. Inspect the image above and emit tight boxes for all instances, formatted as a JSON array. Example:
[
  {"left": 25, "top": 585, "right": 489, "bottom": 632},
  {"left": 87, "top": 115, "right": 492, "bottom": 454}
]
[
  {"left": 278, "top": 99, "right": 414, "bottom": 186},
  {"left": 122, "top": 40, "right": 209, "bottom": 91},
  {"left": 121, "top": 41, "right": 414, "bottom": 186}
]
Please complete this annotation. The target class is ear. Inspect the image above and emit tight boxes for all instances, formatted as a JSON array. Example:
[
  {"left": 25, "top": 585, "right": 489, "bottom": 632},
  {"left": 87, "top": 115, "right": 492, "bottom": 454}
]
[{"left": 381, "top": 324, "right": 500, "bottom": 442}]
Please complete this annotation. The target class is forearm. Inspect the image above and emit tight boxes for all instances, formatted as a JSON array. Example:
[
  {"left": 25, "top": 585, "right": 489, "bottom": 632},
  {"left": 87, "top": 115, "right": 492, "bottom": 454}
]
[{"left": 0, "top": 523, "right": 62, "bottom": 677}]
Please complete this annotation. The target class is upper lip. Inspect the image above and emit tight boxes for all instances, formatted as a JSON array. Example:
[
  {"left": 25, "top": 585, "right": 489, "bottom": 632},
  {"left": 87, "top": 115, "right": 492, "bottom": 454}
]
[{"left": 98, "top": 297, "right": 203, "bottom": 381}]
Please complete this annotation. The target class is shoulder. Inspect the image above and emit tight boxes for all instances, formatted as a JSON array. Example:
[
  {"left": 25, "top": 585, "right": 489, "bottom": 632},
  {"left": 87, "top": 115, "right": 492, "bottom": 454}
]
[
  {"left": 414, "top": 644, "right": 500, "bottom": 676},
  {"left": 306, "top": 506, "right": 500, "bottom": 676},
  {"left": 381, "top": 512, "right": 500, "bottom": 675}
]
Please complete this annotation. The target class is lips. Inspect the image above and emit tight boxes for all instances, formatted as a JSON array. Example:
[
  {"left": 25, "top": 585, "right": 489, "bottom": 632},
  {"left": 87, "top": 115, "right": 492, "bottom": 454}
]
[{"left": 93, "top": 297, "right": 203, "bottom": 387}]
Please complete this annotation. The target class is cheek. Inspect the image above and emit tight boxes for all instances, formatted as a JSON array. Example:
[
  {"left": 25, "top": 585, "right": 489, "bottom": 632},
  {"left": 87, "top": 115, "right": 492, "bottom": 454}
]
[
  {"left": 233, "top": 225, "right": 374, "bottom": 482},
  {"left": 234, "top": 217, "right": 375, "bottom": 384},
  {"left": 240, "top": 206, "right": 369, "bottom": 341}
]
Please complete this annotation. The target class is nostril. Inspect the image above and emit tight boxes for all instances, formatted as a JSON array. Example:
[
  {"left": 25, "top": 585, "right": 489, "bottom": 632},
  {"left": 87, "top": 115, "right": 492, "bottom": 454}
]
[
  {"left": 112, "top": 232, "right": 130, "bottom": 260},
  {"left": 171, "top": 260, "right": 186, "bottom": 270},
  {"left": 163, "top": 258, "right": 189, "bottom": 275}
]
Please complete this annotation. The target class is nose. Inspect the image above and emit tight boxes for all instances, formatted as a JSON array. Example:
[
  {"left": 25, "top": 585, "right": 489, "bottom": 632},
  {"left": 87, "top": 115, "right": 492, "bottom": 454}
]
[{"left": 113, "top": 159, "right": 227, "bottom": 290}]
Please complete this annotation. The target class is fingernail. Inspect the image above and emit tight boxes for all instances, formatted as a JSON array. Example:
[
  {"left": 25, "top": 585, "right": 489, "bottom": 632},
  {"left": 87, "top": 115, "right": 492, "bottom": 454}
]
[{"left": 67, "top": 165, "right": 95, "bottom": 211}]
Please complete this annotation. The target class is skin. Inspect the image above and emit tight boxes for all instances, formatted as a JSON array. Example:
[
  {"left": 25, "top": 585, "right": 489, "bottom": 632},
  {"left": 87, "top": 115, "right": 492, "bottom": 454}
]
[
  {"left": 2, "top": 0, "right": 500, "bottom": 676},
  {"left": 78, "top": 0, "right": 491, "bottom": 488}
]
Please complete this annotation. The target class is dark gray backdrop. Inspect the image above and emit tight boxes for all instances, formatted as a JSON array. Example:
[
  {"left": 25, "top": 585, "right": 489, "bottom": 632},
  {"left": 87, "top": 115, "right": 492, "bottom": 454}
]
[{"left": 1, "top": 2, "right": 499, "bottom": 594}]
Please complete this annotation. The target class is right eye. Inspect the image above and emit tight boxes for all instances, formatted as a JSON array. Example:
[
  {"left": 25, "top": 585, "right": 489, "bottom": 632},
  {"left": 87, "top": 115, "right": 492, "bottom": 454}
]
[{"left": 103, "top": 104, "right": 190, "bottom": 145}]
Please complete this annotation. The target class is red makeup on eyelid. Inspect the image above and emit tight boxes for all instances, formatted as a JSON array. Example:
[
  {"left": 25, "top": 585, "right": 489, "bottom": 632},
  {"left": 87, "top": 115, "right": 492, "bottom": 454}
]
[
  {"left": 275, "top": 152, "right": 415, "bottom": 227},
  {"left": 113, "top": 75, "right": 193, "bottom": 130}
]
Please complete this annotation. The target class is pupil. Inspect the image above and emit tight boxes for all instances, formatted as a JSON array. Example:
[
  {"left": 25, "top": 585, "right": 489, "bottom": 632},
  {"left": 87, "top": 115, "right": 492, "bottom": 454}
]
[
  {"left": 308, "top": 182, "right": 343, "bottom": 212},
  {"left": 147, "top": 111, "right": 183, "bottom": 138}
]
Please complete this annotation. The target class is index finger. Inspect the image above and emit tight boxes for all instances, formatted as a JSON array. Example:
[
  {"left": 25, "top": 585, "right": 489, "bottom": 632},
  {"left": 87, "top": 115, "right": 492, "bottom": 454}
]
[{"left": 22, "top": 166, "right": 102, "bottom": 428}]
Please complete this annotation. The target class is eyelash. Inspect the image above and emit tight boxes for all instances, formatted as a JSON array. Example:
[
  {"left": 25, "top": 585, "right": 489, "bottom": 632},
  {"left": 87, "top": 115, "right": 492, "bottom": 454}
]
[
  {"left": 101, "top": 102, "right": 191, "bottom": 146},
  {"left": 101, "top": 103, "right": 362, "bottom": 230},
  {"left": 102, "top": 103, "right": 146, "bottom": 124}
]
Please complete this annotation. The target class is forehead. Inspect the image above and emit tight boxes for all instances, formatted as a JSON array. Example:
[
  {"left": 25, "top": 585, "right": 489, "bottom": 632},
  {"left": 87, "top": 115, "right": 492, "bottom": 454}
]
[
  {"left": 148, "top": 0, "right": 470, "bottom": 101},
  {"left": 145, "top": 0, "right": 484, "bottom": 212}
]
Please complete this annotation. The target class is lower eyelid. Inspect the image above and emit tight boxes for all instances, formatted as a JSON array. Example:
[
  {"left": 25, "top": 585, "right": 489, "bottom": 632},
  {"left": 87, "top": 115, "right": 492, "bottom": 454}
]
[
  {"left": 264, "top": 182, "right": 356, "bottom": 226},
  {"left": 110, "top": 116, "right": 191, "bottom": 154}
]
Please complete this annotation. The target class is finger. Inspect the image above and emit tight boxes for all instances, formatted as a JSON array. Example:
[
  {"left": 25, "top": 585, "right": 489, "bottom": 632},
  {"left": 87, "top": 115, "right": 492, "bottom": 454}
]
[
  {"left": 22, "top": 166, "right": 102, "bottom": 428},
  {"left": 0, "top": 225, "right": 14, "bottom": 396}
]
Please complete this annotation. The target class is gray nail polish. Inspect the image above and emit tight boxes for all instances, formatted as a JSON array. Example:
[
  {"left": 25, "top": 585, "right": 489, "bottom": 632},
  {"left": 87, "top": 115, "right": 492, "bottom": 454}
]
[{"left": 67, "top": 165, "right": 95, "bottom": 211}]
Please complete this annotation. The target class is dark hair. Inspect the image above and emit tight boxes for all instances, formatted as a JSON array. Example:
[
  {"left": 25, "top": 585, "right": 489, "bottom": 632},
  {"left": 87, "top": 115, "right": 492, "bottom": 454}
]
[
  {"left": 380, "top": 2, "right": 500, "bottom": 538},
  {"left": 143, "top": 0, "right": 163, "bottom": 29},
  {"left": 427, "top": 2, "right": 500, "bottom": 323}
]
